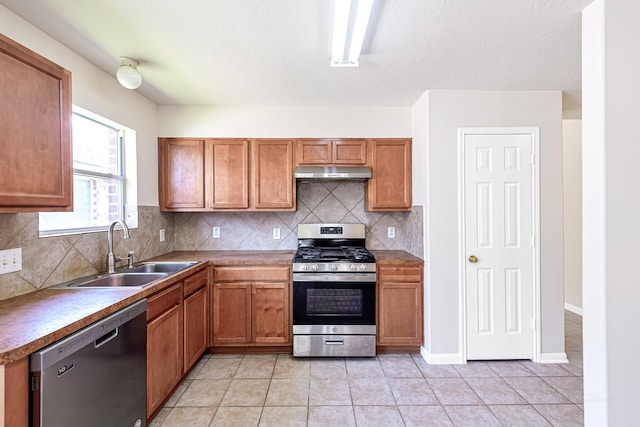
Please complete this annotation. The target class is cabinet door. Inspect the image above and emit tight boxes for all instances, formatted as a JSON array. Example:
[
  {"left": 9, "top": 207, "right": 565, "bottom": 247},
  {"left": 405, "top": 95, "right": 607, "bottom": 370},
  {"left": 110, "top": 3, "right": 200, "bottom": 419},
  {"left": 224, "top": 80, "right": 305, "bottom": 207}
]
[
  {"left": 206, "top": 139, "right": 249, "bottom": 209},
  {"left": 147, "top": 304, "right": 183, "bottom": 418},
  {"left": 159, "top": 138, "right": 205, "bottom": 210},
  {"left": 366, "top": 139, "right": 412, "bottom": 211},
  {"left": 252, "top": 283, "right": 290, "bottom": 344},
  {"left": 252, "top": 139, "right": 295, "bottom": 210},
  {"left": 4, "top": 357, "right": 29, "bottom": 427},
  {"left": 333, "top": 139, "right": 367, "bottom": 165},
  {"left": 0, "top": 34, "right": 72, "bottom": 211},
  {"left": 212, "top": 282, "right": 252, "bottom": 344},
  {"left": 377, "top": 282, "right": 423, "bottom": 346},
  {"left": 296, "top": 139, "right": 332, "bottom": 165},
  {"left": 184, "top": 286, "right": 208, "bottom": 372}
]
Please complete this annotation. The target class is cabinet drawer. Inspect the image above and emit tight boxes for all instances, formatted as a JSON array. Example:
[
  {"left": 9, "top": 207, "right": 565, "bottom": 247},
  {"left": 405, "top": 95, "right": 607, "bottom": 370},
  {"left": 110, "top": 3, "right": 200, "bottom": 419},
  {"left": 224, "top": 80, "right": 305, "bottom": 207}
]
[
  {"left": 147, "top": 283, "right": 182, "bottom": 321},
  {"left": 214, "top": 266, "right": 290, "bottom": 282},
  {"left": 184, "top": 268, "right": 208, "bottom": 297},
  {"left": 378, "top": 266, "right": 422, "bottom": 283}
]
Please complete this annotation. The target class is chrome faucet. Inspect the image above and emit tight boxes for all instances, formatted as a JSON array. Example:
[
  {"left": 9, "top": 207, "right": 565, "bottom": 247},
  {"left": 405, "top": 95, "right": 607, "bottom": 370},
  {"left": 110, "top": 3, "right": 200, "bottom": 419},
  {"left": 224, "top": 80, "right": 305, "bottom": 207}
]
[{"left": 106, "top": 220, "right": 130, "bottom": 273}]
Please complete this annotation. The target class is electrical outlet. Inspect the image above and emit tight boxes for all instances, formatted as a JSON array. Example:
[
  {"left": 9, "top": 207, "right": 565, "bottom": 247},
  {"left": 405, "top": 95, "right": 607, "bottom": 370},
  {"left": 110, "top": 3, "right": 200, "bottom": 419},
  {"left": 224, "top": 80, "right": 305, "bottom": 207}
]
[
  {"left": 0, "top": 248, "right": 22, "bottom": 274},
  {"left": 212, "top": 227, "right": 221, "bottom": 239},
  {"left": 387, "top": 227, "right": 396, "bottom": 239},
  {"left": 159, "top": 229, "right": 165, "bottom": 242},
  {"left": 273, "top": 228, "right": 281, "bottom": 240}
]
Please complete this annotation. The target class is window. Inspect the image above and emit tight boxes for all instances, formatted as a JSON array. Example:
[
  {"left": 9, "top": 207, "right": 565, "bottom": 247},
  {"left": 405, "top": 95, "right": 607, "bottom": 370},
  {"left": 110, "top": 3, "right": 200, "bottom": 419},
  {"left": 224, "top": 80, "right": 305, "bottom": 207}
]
[{"left": 39, "top": 108, "right": 137, "bottom": 236}]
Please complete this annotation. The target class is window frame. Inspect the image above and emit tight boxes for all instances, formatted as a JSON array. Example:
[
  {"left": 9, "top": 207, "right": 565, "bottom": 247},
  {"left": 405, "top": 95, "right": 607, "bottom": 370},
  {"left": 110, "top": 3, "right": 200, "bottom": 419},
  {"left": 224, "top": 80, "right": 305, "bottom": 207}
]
[{"left": 39, "top": 107, "right": 137, "bottom": 237}]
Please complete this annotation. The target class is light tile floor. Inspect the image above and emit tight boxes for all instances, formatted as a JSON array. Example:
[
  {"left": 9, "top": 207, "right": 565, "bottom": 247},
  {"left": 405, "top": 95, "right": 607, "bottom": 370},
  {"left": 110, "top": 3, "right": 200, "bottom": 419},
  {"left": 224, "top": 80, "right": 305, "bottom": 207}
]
[{"left": 150, "top": 311, "right": 583, "bottom": 426}]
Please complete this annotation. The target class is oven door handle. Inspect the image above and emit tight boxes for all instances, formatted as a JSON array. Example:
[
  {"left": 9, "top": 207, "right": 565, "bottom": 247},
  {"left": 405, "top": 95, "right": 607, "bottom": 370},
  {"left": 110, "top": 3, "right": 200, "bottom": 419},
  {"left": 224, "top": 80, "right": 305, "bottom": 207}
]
[{"left": 292, "top": 273, "right": 376, "bottom": 282}]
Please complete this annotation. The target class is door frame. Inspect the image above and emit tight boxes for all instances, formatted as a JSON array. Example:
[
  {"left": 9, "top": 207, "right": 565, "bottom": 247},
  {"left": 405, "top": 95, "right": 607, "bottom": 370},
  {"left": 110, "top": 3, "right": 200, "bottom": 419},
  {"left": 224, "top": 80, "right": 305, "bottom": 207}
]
[{"left": 457, "top": 127, "right": 541, "bottom": 363}]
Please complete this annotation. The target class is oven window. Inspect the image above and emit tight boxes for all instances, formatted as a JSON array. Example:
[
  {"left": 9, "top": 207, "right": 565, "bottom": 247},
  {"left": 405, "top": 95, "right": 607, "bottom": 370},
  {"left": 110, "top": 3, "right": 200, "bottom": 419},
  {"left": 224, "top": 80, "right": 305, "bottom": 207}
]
[
  {"left": 292, "top": 281, "right": 376, "bottom": 325},
  {"left": 306, "top": 289, "right": 363, "bottom": 316}
]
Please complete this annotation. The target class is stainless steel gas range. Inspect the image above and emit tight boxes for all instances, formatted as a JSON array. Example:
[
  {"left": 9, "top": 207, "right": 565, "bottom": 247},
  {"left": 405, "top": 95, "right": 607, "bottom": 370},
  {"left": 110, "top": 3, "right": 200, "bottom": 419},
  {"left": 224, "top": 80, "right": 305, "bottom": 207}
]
[{"left": 292, "top": 223, "right": 376, "bottom": 357}]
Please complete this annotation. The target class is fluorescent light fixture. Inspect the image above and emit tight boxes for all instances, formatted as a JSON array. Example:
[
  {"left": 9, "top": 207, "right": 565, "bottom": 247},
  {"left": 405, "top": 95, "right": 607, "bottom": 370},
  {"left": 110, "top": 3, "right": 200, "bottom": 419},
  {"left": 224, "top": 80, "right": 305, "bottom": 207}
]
[{"left": 331, "top": 0, "right": 374, "bottom": 67}]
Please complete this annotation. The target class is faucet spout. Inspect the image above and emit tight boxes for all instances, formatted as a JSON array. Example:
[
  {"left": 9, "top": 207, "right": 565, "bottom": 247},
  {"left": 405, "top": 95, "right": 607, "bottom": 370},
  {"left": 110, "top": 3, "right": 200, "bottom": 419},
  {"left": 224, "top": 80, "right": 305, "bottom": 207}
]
[{"left": 106, "top": 220, "right": 130, "bottom": 273}]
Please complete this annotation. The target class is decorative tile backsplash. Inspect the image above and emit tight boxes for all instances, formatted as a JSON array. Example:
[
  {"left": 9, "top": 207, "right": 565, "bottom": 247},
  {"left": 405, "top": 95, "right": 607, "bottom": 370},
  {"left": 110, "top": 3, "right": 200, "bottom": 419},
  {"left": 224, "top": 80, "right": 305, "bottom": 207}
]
[
  {"left": 174, "top": 182, "right": 424, "bottom": 257},
  {"left": 0, "top": 206, "right": 174, "bottom": 300},
  {"left": 0, "top": 183, "right": 423, "bottom": 301}
]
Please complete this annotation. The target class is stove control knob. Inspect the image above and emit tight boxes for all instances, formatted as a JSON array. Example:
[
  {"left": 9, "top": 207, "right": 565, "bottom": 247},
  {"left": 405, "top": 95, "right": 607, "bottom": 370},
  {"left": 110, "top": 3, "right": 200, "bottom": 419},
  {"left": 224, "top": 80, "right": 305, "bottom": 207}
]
[
  {"left": 311, "top": 264, "right": 319, "bottom": 272},
  {"left": 350, "top": 264, "right": 357, "bottom": 271},
  {"left": 359, "top": 264, "right": 367, "bottom": 271},
  {"left": 331, "top": 264, "right": 337, "bottom": 271},
  {"left": 301, "top": 264, "right": 309, "bottom": 271}
]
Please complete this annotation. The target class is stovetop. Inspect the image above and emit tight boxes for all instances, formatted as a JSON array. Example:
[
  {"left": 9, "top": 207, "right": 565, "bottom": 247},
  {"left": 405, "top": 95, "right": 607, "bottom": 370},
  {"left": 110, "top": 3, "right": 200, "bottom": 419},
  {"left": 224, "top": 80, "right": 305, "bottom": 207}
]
[{"left": 293, "top": 246, "right": 375, "bottom": 263}]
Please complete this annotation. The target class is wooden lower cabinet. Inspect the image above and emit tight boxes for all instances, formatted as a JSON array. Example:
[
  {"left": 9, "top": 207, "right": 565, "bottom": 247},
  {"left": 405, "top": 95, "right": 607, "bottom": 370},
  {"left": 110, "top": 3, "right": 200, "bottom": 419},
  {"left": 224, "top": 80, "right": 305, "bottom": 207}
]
[
  {"left": 212, "top": 282, "right": 252, "bottom": 344},
  {"left": 252, "top": 283, "right": 290, "bottom": 344},
  {"left": 2, "top": 356, "right": 29, "bottom": 427},
  {"left": 377, "top": 264, "right": 424, "bottom": 349},
  {"left": 146, "top": 267, "right": 209, "bottom": 420},
  {"left": 146, "top": 283, "right": 183, "bottom": 419},
  {"left": 211, "top": 265, "right": 291, "bottom": 347},
  {"left": 184, "top": 283, "right": 209, "bottom": 372}
]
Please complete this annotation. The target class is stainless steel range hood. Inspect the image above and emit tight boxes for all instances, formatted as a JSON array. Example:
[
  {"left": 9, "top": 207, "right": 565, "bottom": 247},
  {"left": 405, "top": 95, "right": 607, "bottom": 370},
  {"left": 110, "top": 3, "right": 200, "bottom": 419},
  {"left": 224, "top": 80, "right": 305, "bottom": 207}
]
[{"left": 294, "top": 166, "right": 372, "bottom": 181}]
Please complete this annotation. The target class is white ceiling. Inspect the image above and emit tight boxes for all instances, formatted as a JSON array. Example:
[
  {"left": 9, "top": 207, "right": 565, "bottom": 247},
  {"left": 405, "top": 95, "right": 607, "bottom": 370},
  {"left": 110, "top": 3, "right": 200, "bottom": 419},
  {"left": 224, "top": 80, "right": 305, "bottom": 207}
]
[{"left": 1, "top": 0, "right": 592, "bottom": 117}]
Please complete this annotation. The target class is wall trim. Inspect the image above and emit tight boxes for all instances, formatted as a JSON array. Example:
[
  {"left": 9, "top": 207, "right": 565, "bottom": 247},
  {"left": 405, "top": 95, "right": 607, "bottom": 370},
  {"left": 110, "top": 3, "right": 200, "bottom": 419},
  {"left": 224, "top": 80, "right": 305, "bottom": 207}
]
[
  {"left": 540, "top": 352, "right": 569, "bottom": 364},
  {"left": 420, "top": 346, "right": 464, "bottom": 365},
  {"left": 564, "top": 303, "right": 583, "bottom": 316}
]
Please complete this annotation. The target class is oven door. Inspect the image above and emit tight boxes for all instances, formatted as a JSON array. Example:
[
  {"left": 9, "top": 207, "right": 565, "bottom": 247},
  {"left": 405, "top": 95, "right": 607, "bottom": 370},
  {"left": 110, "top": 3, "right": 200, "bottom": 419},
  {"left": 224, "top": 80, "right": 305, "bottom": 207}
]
[{"left": 292, "top": 273, "right": 376, "bottom": 329}]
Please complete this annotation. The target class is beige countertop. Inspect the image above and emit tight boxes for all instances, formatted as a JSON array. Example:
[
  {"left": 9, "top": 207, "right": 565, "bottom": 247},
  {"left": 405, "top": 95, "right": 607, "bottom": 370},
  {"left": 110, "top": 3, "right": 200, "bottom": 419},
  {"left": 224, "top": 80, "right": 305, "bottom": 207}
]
[{"left": 0, "top": 249, "right": 422, "bottom": 364}]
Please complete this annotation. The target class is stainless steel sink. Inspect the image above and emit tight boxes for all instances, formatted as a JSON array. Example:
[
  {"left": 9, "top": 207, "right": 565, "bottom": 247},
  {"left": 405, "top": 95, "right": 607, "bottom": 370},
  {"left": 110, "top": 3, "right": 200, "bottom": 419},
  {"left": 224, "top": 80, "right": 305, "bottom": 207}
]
[
  {"left": 55, "top": 261, "right": 199, "bottom": 289},
  {"left": 59, "top": 272, "right": 168, "bottom": 289},
  {"left": 126, "top": 261, "right": 198, "bottom": 274}
]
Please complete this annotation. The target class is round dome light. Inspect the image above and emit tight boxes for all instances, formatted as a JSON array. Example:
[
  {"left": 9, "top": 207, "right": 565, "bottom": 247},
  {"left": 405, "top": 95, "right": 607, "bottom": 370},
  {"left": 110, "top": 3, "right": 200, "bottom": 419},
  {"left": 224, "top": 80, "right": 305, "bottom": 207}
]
[{"left": 116, "top": 57, "right": 142, "bottom": 90}]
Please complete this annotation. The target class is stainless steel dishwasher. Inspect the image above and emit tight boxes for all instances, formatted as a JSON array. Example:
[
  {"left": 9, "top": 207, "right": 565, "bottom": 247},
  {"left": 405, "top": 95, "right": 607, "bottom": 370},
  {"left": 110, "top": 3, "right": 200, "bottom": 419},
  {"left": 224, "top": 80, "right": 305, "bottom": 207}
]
[{"left": 30, "top": 299, "right": 147, "bottom": 427}]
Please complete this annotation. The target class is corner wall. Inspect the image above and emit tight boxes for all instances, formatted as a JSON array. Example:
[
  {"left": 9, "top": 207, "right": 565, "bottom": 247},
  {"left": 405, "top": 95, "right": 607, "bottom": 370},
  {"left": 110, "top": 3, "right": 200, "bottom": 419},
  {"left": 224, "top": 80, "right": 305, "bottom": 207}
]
[
  {"left": 563, "top": 119, "right": 582, "bottom": 313},
  {"left": 583, "top": 0, "right": 640, "bottom": 424},
  {"left": 413, "top": 90, "right": 565, "bottom": 360}
]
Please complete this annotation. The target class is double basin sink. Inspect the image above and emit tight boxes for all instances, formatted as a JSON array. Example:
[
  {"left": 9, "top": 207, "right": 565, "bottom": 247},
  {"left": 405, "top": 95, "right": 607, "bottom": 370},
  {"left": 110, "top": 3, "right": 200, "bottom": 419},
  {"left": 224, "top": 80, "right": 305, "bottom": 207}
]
[{"left": 57, "top": 262, "right": 199, "bottom": 289}]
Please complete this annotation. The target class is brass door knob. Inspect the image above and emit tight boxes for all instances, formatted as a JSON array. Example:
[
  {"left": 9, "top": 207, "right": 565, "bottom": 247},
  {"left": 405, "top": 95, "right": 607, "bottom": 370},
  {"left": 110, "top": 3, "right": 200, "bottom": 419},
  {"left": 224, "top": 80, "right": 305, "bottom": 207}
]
[{"left": 468, "top": 255, "right": 478, "bottom": 263}]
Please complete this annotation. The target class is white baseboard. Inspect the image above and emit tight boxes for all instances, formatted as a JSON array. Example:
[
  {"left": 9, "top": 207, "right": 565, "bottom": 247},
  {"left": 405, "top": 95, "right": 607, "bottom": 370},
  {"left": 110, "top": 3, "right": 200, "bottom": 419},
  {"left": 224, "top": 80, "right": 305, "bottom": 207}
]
[
  {"left": 564, "top": 303, "right": 583, "bottom": 316},
  {"left": 540, "top": 352, "right": 568, "bottom": 364},
  {"left": 420, "top": 346, "right": 464, "bottom": 364}
]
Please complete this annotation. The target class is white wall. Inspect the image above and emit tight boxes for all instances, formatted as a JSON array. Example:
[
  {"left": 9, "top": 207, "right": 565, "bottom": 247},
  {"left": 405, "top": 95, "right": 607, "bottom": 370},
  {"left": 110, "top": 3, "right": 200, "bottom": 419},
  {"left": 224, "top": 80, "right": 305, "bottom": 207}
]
[
  {"left": 412, "top": 90, "right": 565, "bottom": 360},
  {"left": 583, "top": 1, "right": 640, "bottom": 424},
  {"left": 563, "top": 119, "right": 583, "bottom": 312},
  {"left": 157, "top": 106, "right": 411, "bottom": 138},
  {"left": 0, "top": 5, "right": 159, "bottom": 206}
]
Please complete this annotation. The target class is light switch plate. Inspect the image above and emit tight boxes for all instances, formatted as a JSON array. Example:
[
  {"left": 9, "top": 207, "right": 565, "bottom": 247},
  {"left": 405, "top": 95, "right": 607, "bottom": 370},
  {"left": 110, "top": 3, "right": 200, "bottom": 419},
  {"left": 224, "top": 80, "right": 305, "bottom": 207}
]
[
  {"left": 159, "top": 229, "right": 165, "bottom": 242},
  {"left": 273, "top": 228, "right": 281, "bottom": 240},
  {"left": 0, "top": 248, "right": 22, "bottom": 274},
  {"left": 212, "top": 227, "right": 221, "bottom": 238},
  {"left": 387, "top": 227, "right": 396, "bottom": 239}
]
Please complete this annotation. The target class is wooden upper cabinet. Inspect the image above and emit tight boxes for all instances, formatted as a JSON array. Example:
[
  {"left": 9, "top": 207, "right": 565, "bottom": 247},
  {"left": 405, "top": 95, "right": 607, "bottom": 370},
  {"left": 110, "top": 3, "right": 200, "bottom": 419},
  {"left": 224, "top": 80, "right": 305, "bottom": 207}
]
[
  {"left": 296, "top": 139, "right": 367, "bottom": 165},
  {"left": 0, "top": 34, "right": 72, "bottom": 212},
  {"left": 206, "top": 139, "right": 249, "bottom": 209},
  {"left": 333, "top": 139, "right": 367, "bottom": 164},
  {"left": 366, "top": 139, "right": 412, "bottom": 211},
  {"left": 159, "top": 138, "right": 205, "bottom": 211},
  {"left": 252, "top": 139, "right": 295, "bottom": 210}
]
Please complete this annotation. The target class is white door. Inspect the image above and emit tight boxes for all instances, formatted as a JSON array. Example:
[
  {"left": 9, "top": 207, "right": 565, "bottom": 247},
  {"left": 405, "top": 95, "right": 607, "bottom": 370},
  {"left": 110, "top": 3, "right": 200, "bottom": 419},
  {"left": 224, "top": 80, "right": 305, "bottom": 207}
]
[{"left": 461, "top": 129, "right": 537, "bottom": 360}]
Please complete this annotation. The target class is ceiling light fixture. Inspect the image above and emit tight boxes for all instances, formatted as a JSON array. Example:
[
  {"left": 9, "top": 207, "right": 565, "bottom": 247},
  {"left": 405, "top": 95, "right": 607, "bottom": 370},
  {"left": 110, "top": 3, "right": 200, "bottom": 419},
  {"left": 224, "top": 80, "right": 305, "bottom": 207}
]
[
  {"left": 330, "top": 0, "right": 374, "bottom": 67},
  {"left": 116, "top": 57, "right": 142, "bottom": 89}
]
